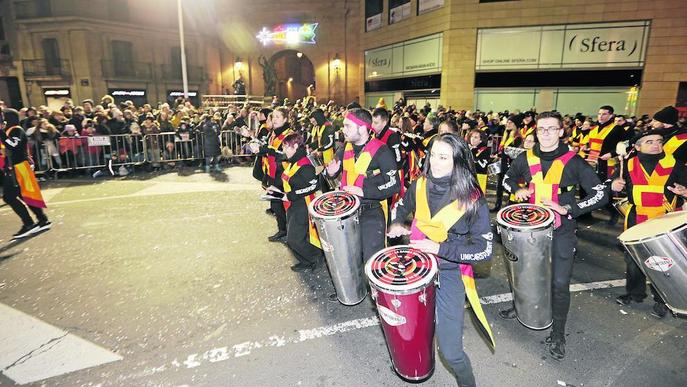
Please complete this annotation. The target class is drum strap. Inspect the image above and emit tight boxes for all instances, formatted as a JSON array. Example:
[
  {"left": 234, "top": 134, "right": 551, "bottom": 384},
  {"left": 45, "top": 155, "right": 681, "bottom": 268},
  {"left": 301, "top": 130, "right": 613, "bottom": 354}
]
[
  {"left": 282, "top": 157, "right": 321, "bottom": 248},
  {"left": 411, "top": 177, "right": 495, "bottom": 349},
  {"left": 527, "top": 150, "right": 576, "bottom": 228}
]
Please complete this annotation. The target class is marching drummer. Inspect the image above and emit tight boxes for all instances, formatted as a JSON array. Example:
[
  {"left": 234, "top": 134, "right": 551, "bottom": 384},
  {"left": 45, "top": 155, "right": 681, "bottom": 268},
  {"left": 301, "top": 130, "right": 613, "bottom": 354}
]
[
  {"left": 467, "top": 129, "right": 490, "bottom": 194},
  {"left": 610, "top": 129, "right": 687, "bottom": 318},
  {"left": 280, "top": 132, "right": 324, "bottom": 272},
  {"left": 325, "top": 108, "right": 400, "bottom": 262},
  {"left": 387, "top": 133, "right": 493, "bottom": 387},
  {"left": 308, "top": 109, "right": 336, "bottom": 192},
  {"left": 500, "top": 111, "right": 609, "bottom": 360}
]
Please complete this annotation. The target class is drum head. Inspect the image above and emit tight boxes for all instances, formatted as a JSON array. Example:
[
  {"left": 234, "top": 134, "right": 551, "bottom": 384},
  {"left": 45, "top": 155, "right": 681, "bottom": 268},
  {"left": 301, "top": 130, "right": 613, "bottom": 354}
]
[
  {"left": 308, "top": 190, "right": 360, "bottom": 220},
  {"left": 619, "top": 211, "right": 687, "bottom": 243},
  {"left": 496, "top": 203, "right": 554, "bottom": 230},
  {"left": 365, "top": 246, "right": 438, "bottom": 292}
]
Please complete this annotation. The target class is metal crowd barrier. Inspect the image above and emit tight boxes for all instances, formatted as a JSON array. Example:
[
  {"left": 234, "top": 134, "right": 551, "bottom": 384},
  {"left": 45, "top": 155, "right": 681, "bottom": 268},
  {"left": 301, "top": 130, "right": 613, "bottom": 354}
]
[
  {"left": 54, "top": 134, "right": 147, "bottom": 171},
  {"left": 219, "top": 130, "right": 256, "bottom": 159},
  {"left": 145, "top": 132, "right": 205, "bottom": 165},
  {"left": 25, "top": 131, "right": 263, "bottom": 176}
]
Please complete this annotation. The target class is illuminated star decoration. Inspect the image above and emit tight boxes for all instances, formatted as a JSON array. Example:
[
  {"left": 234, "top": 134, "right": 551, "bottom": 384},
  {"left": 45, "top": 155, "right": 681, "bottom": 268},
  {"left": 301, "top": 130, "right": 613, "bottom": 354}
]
[{"left": 256, "top": 23, "right": 318, "bottom": 46}]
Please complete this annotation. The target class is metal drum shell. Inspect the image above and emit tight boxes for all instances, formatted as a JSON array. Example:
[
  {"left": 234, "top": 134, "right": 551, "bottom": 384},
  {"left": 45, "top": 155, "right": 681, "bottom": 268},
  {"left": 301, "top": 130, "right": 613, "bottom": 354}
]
[
  {"left": 619, "top": 212, "right": 687, "bottom": 315},
  {"left": 496, "top": 204, "right": 555, "bottom": 330},
  {"left": 309, "top": 192, "right": 366, "bottom": 305}
]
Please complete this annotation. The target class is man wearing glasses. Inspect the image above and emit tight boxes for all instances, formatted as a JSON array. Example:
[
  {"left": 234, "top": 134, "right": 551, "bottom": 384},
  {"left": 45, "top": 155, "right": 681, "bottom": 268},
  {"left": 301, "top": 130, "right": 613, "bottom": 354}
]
[
  {"left": 499, "top": 111, "right": 609, "bottom": 360},
  {"left": 0, "top": 108, "right": 51, "bottom": 239}
]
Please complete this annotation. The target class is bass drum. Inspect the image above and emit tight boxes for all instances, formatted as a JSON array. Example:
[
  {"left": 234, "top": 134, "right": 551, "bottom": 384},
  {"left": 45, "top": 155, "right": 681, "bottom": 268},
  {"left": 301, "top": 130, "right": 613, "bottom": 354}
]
[
  {"left": 618, "top": 211, "right": 687, "bottom": 315},
  {"left": 496, "top": 204, "right": 555, "bottom": 330},
  {"left": 309, "top": 191, "right": 365, "bottom": 305},
  {"left": 366, "top": 246, "right": 438, "bottom": 381}
]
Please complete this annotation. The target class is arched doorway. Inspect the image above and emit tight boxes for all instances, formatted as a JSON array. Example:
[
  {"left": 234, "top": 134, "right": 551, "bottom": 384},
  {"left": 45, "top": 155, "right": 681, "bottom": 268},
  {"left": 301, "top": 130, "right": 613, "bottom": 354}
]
[{"left": 270, "top": 50, "right": 315, "bottom": 102}]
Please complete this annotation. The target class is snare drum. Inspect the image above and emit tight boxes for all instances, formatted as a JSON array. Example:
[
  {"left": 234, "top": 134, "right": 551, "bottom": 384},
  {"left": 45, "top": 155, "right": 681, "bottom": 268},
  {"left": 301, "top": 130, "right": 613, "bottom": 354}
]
[
  {"left": 366, "top": 246, "right": 438, "bottom": 381},
  {"left": 496, "top": 204, "right": 555, "bottom": 329},
  {"left": 618, "top": 211, "right": 687, "bottom": 315},
  {"left": 309, "top": 191, "right": 366, "bottom": 305}
]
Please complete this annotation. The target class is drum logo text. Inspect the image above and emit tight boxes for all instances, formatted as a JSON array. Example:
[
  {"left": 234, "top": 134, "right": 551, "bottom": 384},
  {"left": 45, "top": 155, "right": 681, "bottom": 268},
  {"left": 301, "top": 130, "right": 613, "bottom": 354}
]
[
  {"left": 644, "top": 256, "right": 674, "bottom": 272},
  {"left": 377, "top": 305, "right": 407, "bottom": 326}
]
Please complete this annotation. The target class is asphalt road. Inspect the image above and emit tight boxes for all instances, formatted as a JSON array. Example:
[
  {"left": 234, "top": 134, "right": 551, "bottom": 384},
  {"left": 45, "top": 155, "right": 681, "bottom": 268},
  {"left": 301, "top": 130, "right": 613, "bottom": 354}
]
[{"left": 0, "top": 166, "right": 685, "bottom": 387}]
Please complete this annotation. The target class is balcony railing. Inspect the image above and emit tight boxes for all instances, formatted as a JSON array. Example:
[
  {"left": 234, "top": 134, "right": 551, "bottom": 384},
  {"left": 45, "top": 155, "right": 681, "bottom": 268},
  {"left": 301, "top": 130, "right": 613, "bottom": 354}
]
[
  {"left": 160, "top": 64, "right": 206, "bottom": 83},
  {"left": 23, "top": 59, "right": 71, "bottom": 78},
  {"left": 102, "top": 60, "right": 152, "bottom": 80}
]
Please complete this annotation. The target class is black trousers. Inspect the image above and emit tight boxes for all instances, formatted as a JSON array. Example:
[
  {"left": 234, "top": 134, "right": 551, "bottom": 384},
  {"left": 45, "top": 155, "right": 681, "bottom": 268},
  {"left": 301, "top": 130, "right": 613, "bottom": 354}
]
[
  {"left": 493, "top": 157, "right": 509, "bottom": 208},
  {"left": 622, "top": 251, "right": 663, "bottom": 303},
  {"left": 270, "top": 199, "right": 287, "bottom": 233},
  {"left": 2, "top": 173, "right": 47, "bottom": 226},
  {"left": 286, "top": 202, "right": 323, "bottom": 265},
  {"left": 550, "top": 220, "right": 577, "bottom": 340},
  {"left": 359, "top": 203, "right": 387, "bottom": 262}
]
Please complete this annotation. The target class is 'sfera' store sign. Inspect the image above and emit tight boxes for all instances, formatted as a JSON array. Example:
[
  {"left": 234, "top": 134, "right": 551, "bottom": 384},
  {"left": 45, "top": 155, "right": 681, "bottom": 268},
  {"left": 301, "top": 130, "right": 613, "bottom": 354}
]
[
  {"left": 476, "top": 21, "right": 650, "bottom": 70},
  {"left": 365, "top": 33, "right": 442, "bottom": 80}
]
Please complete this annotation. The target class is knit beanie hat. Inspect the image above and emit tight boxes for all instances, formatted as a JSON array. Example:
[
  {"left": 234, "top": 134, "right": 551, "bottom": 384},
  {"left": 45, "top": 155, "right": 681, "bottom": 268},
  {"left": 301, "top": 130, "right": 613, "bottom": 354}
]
[{"left": 652, "top": 106, "right": 678, "bottom": 126}]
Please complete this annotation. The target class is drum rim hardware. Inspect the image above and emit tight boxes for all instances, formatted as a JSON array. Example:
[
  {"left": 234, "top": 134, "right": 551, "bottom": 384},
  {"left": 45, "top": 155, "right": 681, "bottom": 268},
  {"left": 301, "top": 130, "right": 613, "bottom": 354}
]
[{"left": 496, "top": 203, "right": 555, "bottom": 231}]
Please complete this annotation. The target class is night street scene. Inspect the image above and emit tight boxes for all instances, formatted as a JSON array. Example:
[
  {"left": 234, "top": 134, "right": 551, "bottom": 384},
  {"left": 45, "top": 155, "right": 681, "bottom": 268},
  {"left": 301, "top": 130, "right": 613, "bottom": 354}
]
[{"left": 1, "top": 1, "right": 686, "bottom": 386}]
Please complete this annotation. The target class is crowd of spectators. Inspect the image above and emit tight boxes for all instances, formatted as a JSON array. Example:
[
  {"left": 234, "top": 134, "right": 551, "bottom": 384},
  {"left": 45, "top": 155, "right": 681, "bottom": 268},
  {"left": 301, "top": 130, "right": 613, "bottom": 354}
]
[{"left": 1, "top": 94, "right": 684, "bottom": 181}]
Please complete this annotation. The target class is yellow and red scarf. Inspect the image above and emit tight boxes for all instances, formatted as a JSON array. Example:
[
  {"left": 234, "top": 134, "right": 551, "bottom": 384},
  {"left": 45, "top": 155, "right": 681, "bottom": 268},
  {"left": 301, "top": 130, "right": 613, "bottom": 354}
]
[
  {"left": 626, "top": 154, "right": 677, "bottom": 228},
  {"left": 1, "top": 127, "right": 46, "bottom": 208},
  {"left": 341, "top": 138, "right": 389, "bottom": 223},
  {"left": 526, "top": 149, "right": 576, "bottom": 227},
  {"left": 263, "top": 128, "right": 292, "bottom": 179},
  {"left": 281, "top": 156, "right": 321, "bottom": 248},
  {"left": 409, "top": 176, "right": 495, "bottom": 349}
]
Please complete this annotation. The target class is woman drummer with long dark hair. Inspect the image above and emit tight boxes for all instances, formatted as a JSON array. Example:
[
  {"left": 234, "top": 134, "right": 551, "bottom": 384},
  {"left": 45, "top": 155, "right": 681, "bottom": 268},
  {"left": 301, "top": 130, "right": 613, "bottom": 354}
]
[{"left": 388, "top": 133, "right": 494, "bottom": 387}]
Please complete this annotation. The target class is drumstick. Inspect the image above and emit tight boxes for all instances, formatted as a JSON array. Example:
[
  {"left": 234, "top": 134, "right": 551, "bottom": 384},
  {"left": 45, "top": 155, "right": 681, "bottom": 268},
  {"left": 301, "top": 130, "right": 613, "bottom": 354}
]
[{"left": 616, "top": 142, "right": 627, "bottom": 180}]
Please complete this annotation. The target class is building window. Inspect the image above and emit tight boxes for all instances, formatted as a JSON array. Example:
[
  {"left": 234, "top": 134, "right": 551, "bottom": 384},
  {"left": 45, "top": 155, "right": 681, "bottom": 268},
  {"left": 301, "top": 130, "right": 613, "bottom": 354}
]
[
  {"left": 365, "top": 0, "right": 383, "bottom": 32},
  {"left": 171, "top": 47, "right": 182, "bottom": 74},
  {"left": 111, "top": 40, "right": 134, "bottom": 76},
  {"left": 389, "top": 0, "right": 411, "bottom": 25},
  {"left": 41, "top": 38, "right": 60, "bottom": 75},
  {"left": 0, "top": 17, "right": 5, "bottom": 40},
  {"left": 108, "top": 0, "right": 129, "bottom": 22}
]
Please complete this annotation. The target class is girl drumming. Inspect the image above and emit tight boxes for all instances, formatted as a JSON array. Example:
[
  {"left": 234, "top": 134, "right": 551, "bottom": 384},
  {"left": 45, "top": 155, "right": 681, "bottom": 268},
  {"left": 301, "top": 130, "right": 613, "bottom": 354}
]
[{"left": 388, "top": 133, "right": 493, "bottom": 387}]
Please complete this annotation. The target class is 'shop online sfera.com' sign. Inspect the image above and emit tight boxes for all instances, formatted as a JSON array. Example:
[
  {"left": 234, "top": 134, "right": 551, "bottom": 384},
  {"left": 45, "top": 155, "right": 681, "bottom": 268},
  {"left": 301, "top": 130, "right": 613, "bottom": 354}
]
[{"left": 476, "top": 20, "right": 651, "bottom": 70}]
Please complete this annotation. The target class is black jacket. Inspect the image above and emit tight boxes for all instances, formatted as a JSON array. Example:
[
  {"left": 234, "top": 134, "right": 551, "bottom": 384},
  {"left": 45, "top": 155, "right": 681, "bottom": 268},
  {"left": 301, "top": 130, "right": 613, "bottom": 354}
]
[
  {"left": 333, "top": 139, "right": 400, "bottom": 204},
  {"left": 504, "top": 142, "right": 609, "bottom": 220},
  {"left": 393, "top": 175, "right": 493, "bottom": 270}
]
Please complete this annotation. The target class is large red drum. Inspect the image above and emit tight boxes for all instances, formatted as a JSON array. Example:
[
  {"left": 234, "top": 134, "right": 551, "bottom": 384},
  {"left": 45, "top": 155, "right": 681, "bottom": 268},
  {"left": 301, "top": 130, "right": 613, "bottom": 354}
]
[{"left": 365, "top": 246, "right": 439, "bottom": 381}]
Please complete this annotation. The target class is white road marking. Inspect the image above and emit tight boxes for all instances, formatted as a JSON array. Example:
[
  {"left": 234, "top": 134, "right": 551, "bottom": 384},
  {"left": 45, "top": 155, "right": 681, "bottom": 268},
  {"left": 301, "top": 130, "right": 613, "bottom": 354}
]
[
  {"left": 110, "top": 278, "right": 626, "bottom": 383},
  {"left": 0, "top": 303, "right": 122, "bottom": 385}
]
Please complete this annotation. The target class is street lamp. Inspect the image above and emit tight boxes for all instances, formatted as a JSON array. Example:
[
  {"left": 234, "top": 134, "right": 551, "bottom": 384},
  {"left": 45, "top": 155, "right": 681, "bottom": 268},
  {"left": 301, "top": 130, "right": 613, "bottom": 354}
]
[
  {"left": 177, "top": 0, "right": 189, "bottom": 99},
  {"left": 332, "top": 53, "right": 341, "bottom": 72}
]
